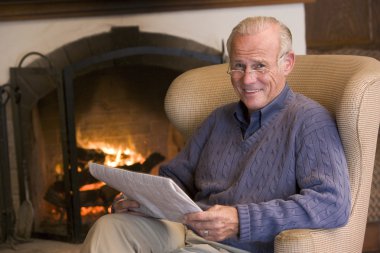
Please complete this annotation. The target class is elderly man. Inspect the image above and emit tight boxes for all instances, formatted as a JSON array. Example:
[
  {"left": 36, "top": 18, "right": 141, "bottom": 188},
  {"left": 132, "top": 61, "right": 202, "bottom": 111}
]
[{"left": 80, "top": 16, "right": 351, "bottom": 253}]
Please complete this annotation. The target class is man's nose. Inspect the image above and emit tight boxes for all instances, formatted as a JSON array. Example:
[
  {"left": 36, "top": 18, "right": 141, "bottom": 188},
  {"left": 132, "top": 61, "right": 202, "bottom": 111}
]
[{"left": 243, "top": 69, "right": 258, "bottom": 83}]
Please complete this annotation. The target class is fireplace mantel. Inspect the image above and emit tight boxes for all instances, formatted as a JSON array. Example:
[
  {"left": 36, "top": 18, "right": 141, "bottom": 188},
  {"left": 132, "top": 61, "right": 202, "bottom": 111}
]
[{"left": 0, "top": 0, "right": 314, "bottom": 21}]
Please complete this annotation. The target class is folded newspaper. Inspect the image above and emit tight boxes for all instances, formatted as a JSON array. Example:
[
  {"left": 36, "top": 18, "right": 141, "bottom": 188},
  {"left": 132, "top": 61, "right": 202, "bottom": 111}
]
[{"left": 89, "top": 162, "right": 202, "bottom": 222}]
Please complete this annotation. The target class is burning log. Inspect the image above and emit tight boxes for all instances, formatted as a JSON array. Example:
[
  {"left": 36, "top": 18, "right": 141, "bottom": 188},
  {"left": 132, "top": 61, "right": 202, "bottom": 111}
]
[
  {"left": 99, "top": 185, "right": 119, "bottom": 208},
  {"left": 44, "top": 181, "right": 65, "bottom": 208},
  {"left": 77, "top": 147, "right": 106, "bottom": 169},
  {"left": 118, "top": 152, "right": 165, "bottom": 173},
  {"left": 44, "top": 150, "right": 166, "bottom": 212},
  {"left": 78, "top": 168, "right": 99, "bottom": 186}
]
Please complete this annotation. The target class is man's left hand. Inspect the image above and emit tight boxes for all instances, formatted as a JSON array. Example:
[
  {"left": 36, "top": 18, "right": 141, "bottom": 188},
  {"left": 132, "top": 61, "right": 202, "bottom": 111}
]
[{"left": 184, "top": 205, "right": 239, "bottom": 242}]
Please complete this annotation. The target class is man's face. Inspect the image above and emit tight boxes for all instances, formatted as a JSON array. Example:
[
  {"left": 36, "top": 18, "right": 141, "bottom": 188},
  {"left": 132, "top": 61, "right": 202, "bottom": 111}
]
[{"left": 229, "top": 25, "right": 294, "bottom": 114}]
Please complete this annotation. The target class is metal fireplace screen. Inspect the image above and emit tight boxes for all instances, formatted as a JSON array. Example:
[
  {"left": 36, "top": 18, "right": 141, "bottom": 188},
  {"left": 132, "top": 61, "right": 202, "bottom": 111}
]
[{"left": 0, "top": 85, "right": 14, "bottom": 243}]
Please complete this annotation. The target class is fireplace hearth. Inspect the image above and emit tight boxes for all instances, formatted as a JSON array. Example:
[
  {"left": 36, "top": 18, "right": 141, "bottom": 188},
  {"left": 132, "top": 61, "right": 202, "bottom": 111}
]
[{"left": 4, "top": 26, "right": 222, "bottom": 242}]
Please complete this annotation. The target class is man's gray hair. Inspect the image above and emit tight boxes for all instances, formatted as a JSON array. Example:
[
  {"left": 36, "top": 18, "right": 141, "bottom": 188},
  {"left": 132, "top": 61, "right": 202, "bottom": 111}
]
[{"left": 226, "top": 16, "right": 293, "bottom": 62}]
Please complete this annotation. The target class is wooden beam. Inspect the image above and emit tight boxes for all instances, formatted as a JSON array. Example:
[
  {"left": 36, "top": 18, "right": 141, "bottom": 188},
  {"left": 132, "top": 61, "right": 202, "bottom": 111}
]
[{"left": 0, "top": 0, "right": 315, "bottom": 21}]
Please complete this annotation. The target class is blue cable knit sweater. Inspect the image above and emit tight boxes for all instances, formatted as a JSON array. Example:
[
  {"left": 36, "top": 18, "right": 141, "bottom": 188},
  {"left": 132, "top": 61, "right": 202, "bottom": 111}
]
[{"left": 159, "top": 85, "right": 351, "bottom": 252}]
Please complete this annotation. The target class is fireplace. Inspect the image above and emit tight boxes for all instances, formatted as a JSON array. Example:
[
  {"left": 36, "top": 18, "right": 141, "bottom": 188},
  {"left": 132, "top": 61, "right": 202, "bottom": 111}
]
[{"left": 6, "top": 26, "right": 222, "bottom": 242}]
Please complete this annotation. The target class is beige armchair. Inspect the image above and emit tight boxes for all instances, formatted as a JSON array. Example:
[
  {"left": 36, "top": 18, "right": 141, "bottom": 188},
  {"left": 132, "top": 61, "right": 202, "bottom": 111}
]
[{"left": 164, "top": 55, "right": 380, "bottom": 252}]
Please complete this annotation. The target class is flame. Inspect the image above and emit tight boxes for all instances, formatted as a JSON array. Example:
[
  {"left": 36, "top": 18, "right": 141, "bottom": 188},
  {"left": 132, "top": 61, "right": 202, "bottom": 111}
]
[
  {"left": 101, "top": 146, "right": 145, "bottom": 167},
  {"left": 81, "top": 206, "right": 106, "bottom": 216},
  {"left": 78, "top": 138, "right": 145, "bottom": 167},
  {"left": 79, "top": 181, "right": 105, "bottom": 191}
]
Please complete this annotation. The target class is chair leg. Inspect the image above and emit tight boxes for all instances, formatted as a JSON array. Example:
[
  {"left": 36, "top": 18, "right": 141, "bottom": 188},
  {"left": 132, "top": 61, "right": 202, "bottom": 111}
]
[{"left": 363, "top": 221, "right": 380, "bottom": 253}]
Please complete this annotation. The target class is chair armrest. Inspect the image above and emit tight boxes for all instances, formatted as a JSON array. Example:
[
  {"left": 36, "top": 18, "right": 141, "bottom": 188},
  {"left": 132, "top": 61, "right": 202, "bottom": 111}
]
[{"left": 274, "top": 229, "right": 318, "bottom": 253}]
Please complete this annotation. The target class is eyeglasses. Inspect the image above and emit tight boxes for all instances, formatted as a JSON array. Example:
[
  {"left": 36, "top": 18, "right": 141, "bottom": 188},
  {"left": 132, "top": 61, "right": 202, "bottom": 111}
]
[
  {"left": 227, "top": 65, "right": 269, "bottom": 79},
  {"left": 227, "top": 52, "right": 289, "bottom": 80}
]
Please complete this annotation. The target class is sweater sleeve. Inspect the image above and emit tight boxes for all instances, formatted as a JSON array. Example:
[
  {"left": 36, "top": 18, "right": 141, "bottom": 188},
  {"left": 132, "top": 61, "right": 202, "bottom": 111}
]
[{"left": 236, "top": 124, "right": 351, "bottom": 242}]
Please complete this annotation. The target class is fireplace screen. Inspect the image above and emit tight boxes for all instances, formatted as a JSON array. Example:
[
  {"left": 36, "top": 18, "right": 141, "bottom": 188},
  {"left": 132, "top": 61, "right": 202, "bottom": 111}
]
[
  {"left": 9, "top": 35, "right": 222, "bottom": 242},
  {"left": 34, "top": 64, "right": 176, "bottom": 240}
]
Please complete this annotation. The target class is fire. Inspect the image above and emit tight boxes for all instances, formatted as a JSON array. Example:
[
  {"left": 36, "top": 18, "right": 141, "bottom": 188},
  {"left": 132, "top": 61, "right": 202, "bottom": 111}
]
[
  {"left": 81, "top": 206, "right": 106, "bottom": 216},
  {"left": 76, "top": 138, "right": 146, "bottom": 219},
  {"left": 78, "top": 136, "right": 146, "bottom": 168},
  {"left": 101, "top": 146, "right": 145, "bottom": 167},
  {"left": 79, "top": 181, "right": 105, "bottom": 191},
  {"left": 47, "top": 132, "right": 149, "bottom": 224}
]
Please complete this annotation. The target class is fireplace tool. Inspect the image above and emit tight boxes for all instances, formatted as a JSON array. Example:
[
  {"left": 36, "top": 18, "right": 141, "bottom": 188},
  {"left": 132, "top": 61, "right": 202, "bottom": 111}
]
[
  {"left": 13, "top": 84, "right": 33, "bottom": 241},
  {"left": 11, "top": 52, "right": 54, "bottom": 241}
]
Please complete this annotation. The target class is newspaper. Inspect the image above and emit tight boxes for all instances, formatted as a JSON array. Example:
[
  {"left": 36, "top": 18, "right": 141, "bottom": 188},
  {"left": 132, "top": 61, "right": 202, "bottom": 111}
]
[{"left": 89, "top": 162, "right": 202, "bottom": 222}]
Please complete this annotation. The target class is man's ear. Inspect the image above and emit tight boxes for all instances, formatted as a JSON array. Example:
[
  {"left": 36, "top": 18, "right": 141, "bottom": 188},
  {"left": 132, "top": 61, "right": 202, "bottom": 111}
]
[{"left": 282, "top": 51, "right": 295, "bottom": 76}]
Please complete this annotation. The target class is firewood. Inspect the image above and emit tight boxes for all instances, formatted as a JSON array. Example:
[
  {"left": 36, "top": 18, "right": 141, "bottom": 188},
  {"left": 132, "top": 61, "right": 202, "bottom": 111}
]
[{"left": 119, "top": 152, "right": 165, "bottom": 173}]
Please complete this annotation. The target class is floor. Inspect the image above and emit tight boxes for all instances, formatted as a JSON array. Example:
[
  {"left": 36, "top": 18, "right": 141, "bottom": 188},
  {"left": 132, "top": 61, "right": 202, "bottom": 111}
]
[
  {"left": 0, "top": 239, "right": 82, "bottom": 253},
  {"left": 0, "top": 238, "right": 379, "bottom": 253}
]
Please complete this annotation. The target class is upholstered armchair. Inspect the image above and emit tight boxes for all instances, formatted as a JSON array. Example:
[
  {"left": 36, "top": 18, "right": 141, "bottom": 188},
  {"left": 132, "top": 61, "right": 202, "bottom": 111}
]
[{"left": 164, "top": 55, "right": 380, "bottom": 252}]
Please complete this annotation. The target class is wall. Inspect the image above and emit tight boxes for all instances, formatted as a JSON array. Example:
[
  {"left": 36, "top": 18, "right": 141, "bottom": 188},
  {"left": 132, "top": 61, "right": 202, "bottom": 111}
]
[
  {"left": 0, "top": 3, "right": 306, "bottom": 86},
  {"left": 305, "top": 0, "right": 380, "bottom": 50},
  {"left": 305, "top": 0, "right": 380, "bottom": 60}
]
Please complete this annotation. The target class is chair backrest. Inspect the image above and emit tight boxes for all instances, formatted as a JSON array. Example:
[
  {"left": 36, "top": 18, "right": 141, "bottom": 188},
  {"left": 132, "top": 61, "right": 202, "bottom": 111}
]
[{"left": 165, "top": 55, "right": 380, "bottom": 252}]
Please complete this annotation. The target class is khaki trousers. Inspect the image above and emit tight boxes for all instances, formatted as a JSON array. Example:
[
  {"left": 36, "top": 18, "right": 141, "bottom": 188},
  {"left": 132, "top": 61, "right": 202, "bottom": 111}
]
[{"left": 80, "top": 213, "right": 249, "bottom": 253}]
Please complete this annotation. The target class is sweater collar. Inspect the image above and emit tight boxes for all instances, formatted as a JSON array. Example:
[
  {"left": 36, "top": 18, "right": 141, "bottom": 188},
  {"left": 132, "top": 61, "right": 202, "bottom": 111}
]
[{"left": 234, "top": 84, "right": 291, "bottom": 136}]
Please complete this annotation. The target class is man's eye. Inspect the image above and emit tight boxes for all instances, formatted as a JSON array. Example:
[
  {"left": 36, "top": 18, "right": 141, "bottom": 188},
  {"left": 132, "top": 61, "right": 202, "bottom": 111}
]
[
  {"left": 253, "top": 63, "right": 266, "bottom": 70},
  {"left": 232, "top": 63, "right": 245, "bottom": 70}
]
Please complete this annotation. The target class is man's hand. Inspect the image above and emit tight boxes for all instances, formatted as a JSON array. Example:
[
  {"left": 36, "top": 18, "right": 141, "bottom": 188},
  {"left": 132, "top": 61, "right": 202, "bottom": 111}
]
[
  {"left": 184, "top": 205, "right": 239, "bottom": 242},
  {"left": 111, "top": 192, "right": 143, "bottom": 215}
]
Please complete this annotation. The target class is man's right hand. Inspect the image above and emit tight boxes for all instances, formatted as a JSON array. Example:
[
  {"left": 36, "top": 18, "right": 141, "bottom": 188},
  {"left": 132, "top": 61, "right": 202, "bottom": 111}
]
[{"left": 111, "top": 192, "right": 141, "bottom": 214}]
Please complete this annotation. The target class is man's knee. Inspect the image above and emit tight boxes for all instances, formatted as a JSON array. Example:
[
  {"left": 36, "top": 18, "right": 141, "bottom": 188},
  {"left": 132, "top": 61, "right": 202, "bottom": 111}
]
[
  {"left": 83, "top": 213, "right": 185, "bottom": 252},
  {"left": 90, "top": 213, "right": 123, "bottom": 232}
]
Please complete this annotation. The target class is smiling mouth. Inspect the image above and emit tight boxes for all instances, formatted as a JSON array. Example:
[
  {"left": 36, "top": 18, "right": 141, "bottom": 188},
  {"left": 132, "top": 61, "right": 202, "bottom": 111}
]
[{"left": 244, "top": 89, "right": 261, "bottom": 94}]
